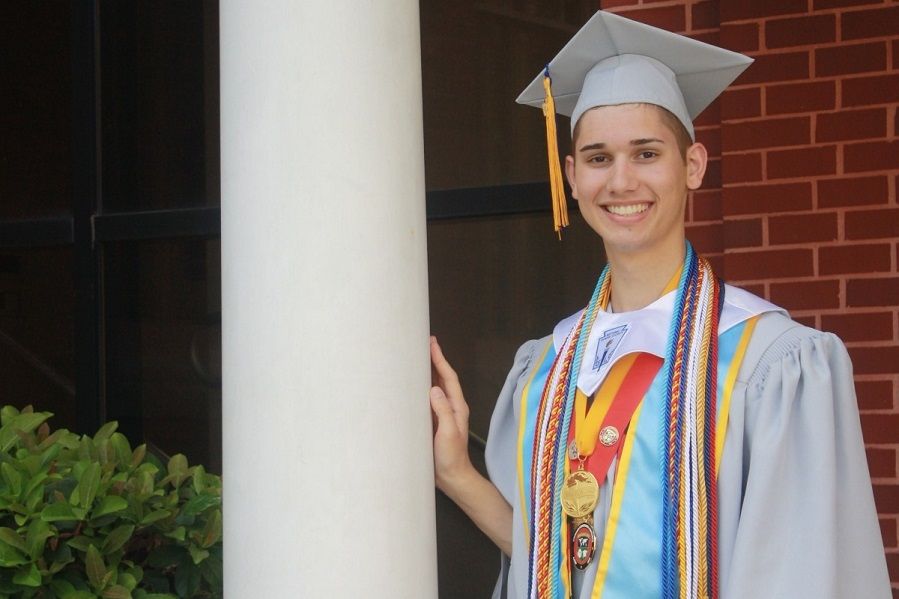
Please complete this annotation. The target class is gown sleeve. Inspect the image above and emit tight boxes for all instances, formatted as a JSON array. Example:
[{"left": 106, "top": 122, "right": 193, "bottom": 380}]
[
  {"left": 722, "top": 320, "right": 891, "bottom": 599},
  {"left": 484, "top": 337, "right": 549, "bottom": 599}
]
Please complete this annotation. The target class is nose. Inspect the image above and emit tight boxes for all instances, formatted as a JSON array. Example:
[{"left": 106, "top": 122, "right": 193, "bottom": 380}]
[{"left": 607, "top": 159, "right": 638, "bottom": 195}]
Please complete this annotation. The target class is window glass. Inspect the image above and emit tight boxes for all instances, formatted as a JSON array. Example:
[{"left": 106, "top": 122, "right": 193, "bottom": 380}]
[
  {"left": 0, "top": 248, "right": 75, "bottom": 429},
  {"left": 420, "top": 0, "right": 595, "bottom": 190},
  {"left": 104, "top": 238, "right": 221, "bottom": 473},
  {"left": 0, "top": 3, "right": 73, "bottom": 219},
  {"left": 100, "top": 2, "right": 220, "bottom": 211}
]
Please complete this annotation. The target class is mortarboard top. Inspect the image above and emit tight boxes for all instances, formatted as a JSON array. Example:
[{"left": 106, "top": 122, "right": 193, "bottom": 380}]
[{"left": 516, "top": 10, "right": 754, "bottom": 141}]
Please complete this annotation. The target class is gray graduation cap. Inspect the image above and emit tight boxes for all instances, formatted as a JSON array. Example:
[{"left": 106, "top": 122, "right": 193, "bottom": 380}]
[{"left": 516, "top": 10, "right": 754, "bottom": 141}]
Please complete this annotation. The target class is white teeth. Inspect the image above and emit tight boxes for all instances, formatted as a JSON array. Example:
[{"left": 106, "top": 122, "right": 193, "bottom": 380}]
[{"left": 605, "top": 203, "right": 650, "bottom": 216}]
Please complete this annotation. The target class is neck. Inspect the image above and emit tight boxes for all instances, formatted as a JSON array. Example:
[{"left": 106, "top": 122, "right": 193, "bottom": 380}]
[{"left": 605, "top": 242, "right": 686, "bottom": 312}]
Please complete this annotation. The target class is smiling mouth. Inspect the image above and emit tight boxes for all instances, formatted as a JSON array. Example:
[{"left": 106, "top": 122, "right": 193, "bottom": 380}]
[{"left": 604, "top": 203, "right": 650, "bottom": 216}]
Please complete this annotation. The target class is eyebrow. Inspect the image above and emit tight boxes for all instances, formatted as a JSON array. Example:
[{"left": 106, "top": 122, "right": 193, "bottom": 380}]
[{"left": 578, "top": 138, "right": 666, "bottom": 152}]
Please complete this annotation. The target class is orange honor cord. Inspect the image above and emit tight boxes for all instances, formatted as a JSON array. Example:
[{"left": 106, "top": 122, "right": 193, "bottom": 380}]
[{"left": 542, "top": 70, "right": 569, "bottom": 237}]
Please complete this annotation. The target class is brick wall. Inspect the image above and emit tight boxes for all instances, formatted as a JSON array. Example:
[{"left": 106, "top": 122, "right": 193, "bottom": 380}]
[{"left": 602, "top": 0, "right": 899, "bottom": 593}]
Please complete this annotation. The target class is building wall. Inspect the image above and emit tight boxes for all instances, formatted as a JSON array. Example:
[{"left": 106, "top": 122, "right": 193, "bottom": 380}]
[{"left": 602, "top": 0, "right": 899, "bottom": 592}]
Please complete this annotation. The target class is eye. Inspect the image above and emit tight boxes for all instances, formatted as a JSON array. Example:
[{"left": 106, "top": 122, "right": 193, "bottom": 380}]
[
  {"left": 587, "top": 154, "right": 610, "bottom": 164},
  {"left": 636, "top": 150, "right": 658, "bottom": 160}
]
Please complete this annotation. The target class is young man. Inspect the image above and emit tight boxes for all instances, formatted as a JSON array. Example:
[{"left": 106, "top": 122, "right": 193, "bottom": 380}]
[{"left": 430, "top": 11, "right": 890, "bottom": 599}]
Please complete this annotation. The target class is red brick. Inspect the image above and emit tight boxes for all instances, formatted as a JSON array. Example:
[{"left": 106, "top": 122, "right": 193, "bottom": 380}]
[
  {"left": 691, "top": 1, "right": 717, "bottom": 30},
  {"left": 603, "top": 0, "right": 640, "bottom": 7},
  {"left": 857, "top": 380, "right": 895, "bottom": 411},
  {"left": 766, "top": 14, "right": 836, "bottom": 49},
  {"left": 706, "top": 253, "right": 724, "bottom": 274},
  {"left": 689, "top": 31, "right": 720, "bottom": 46},
  {"left": 880, "top": 517, "right": 897, "bottom": 549},
  {"left": 737, "top": 52, "right": 809, "bottom": 85},
  {"left": 723, "top": 182, "right": 812, "bottom": 216},
  {"left": 692, "top": 190, "right": 722, "bottom": 222},
  {"left": 722, "top": 152, "right": 762, "bottom": 184},
  {"left": 842, "top": 6, "right": 899, "bottom": 41},
  {"left": 721, "top": 0, "right": 807, "bottom": 21},
  {"left": 686, "top": 223, "right": 723, "bottom": 254},
  {"left": 865, "top": 415, "right": 899, "bottom": 445},
  {"left": 768, "top": 212, "right": 837, "bottom": 245},
  {"left": 817, "top": 108, "right": 887, "bottom": 143},
  {"left": 703, "top": 158, "right": 722, "bottom": 189},
  {"left": 696, "top": 128, "right": 721, "bottom": 157},
  {"left": 843, "top": 74, "right": 899, "bottom": 107},
  {"left": 722, "top": 117, "right": 810, "bottom": 151},
  {"left": 767, "top": 81, "right": 836, "bottom": 115},
  {"left": 816, "top": 42, "right": 888, "bottom": 77},
  {"left": 846, "top": 141, "right": 899, "bottom": 173},
  {"left": 847, "top": 277, "right": 899, "bottom": 307},
  {"left": 793, "top": 315, "right": 818, "bottom": 328},
  {"left": 815, "top": 0, "right": 886, "bottom": 8},
  {"left": 616, "top": 5, "right": 686, "bottom": 32},
  {"left": 868, "top": 447, "right": 898, "bottom": 478},
  {"left": 768, "top": 145, "right": 837, "bottom": 179},
  {"left": 769, "top": 278, "right": 841, "bottom": 309},
  {"left": 846, "top": 208, "right": 899, "bottom": 239},
  {"left": 820, "top": 244, "right": 893, "bottom": 275},
  {"left": 818, "top": 176, "right": 889, "bottom": 208},
  {"left": 849, "top": 346, "right": 899, "bottom": 375},
  {"left": 737, "top": 283, "right": 767, "bottom": 297},
  {"left": 722, "top": 217, "right": 763, "bottom": 248},
  {"left": 822, "top": 311, "right": 894, "bottom": 341},
  {"left": 721, "top": 87, "right": 761, "bottom": 121},
  {"left": 893, "top": 40, "right": 899, "bottom": 72},
  {"left": 720, "top": 22, "right": 759, "bottom": 53},
  {"left": 874, "top": 484, "right": 899, "bottom": 517},
  {"left": 695, "top": 98, "right": 721, "bottom": 128},
  {"left": 724, "top": 248, "right": 814, "bottom": 281}
]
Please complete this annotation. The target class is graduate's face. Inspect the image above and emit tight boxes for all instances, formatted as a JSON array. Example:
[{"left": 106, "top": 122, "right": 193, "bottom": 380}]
[{"left": 565, "top": 104, "right": 707, "bottom": 261}]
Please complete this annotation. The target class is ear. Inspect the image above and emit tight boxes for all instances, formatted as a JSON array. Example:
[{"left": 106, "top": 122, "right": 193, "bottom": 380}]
[
  {"left": 685, "top": 142, "right": 708, "bottom": 191},
  {"left": 564, "top": 154, "right": 578, "bottom": 199}
]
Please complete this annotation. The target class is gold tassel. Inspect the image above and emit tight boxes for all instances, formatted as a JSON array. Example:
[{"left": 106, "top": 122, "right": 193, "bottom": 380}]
[{"left": 542, "top": 70, "right": 568, "bottom": 238}]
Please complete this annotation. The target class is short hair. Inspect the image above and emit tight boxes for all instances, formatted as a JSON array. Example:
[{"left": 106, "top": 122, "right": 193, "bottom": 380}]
[{"left": 571, "top": 103, "right": 693, "bottom": 161}]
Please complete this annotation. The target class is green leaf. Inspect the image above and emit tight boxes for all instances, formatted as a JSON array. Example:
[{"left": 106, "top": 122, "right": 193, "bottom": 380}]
[
  {"left": 66, "top": 536, "right": 94, "bottom": 553},
  {"left": 0, "top": 538, "right": 28, "bottom": 567},
  {"left": 167, "top": 455, "right": 188, "bottom": 477},
  {"left": 118, "top": 572, "right": 137, "bottom": 591},
  {"left": 130, "top": 445, "right": 147, "bottom": 469},
  {"left": 199, "top": 509, "right": 222, "bottom": 548},
  {"left": 92, "top": 496, "right": 128, "bottom": 519},
  {"left": 85, "top": 544, "right": 106, "bottom": 591},
  {"left": 191, "top": 465, "right": 206, "bottom": 494},
  {"left": 75, "top": 463, "right": 101, "bottom": 509},
  {"left": 93, "top": 422, "right": 118, "bottom": 443},
  {"left": 0, "top": 412, "right": 51, "bottom": 452},
  {"left": 101, "top": 525, "right": 134, "bottom": 555},
  {"left": 12, "top": 562, "right": 41, "bottom": 587},
  {"left": 102, "top": 585, "right": 131, "bottom": 599},
  {"left": 63, "top": 592, "right": 97, "bottom": 599},
  {"left": 181, "top": 494, "right": 220, "bottom": 516},
  {"left": 49, "top": 578, "right": 75, "bottom": 596},
  {"left": 1, "top": 464, "right": 22, "bottom": 498},
  {"left": 163, "top": 526, "right": 185, "bottom": 542},
  {"left": 0, "top": 406, "right": 19, "bottom": 426},
  {"left": 41, "top": 502, "right": 78, "bottom": 523},
  {"left": 187, "top": 545, "right": 209, "bottom": 565},
  {"left": 109, "top": 433, "right": 132, "bottom": 467},
  {"left": 0, "top": 528, "right": 26, "bottom": 554},
  {"left": 138, "top": 510, "right": 171, "bottom": 526},
  {"left": 25, "top": 519, "right": 52, "bottom": 560}
]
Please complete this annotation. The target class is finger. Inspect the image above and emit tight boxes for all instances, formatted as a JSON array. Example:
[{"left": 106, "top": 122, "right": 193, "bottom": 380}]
[
  {"left": 430, "top": 337, "right": 464, "bottom": 401},
  {"left": 429, "top": 386, "right": 458, "bottom": 434}
]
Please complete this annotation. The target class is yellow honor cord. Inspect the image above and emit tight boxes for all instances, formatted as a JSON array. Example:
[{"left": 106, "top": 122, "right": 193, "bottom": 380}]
[{"left": 542, "top": 73, "right": 568, "bottom": 237}]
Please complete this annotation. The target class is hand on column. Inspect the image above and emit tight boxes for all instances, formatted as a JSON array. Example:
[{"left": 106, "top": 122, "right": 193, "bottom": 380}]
[
  {"left": 429, "top": 336, "right": 514, "bottom": 555},
  {"left": 429, "top": 336, "right": 476, "bottom": 493}
]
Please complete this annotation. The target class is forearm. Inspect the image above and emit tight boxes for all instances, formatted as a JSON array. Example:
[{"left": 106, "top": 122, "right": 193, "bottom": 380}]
[{"left": 438, "top": 465, "right": 513, "bottom": 556}]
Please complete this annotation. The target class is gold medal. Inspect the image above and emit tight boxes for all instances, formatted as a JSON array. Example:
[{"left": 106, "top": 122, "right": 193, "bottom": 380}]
[{"left": 560, "top": 470, "right": 599, "bottom": 518}]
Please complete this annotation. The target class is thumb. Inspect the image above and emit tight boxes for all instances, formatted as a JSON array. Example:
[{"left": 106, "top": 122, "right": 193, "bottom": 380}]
[{"left": 429, "top": 386, "right": 453, "bottom": 422}]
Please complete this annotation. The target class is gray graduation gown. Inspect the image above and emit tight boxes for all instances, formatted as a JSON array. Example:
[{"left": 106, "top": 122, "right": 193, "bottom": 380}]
[{"left": 485, "top": 309, "right": 890, "bottom": 599}]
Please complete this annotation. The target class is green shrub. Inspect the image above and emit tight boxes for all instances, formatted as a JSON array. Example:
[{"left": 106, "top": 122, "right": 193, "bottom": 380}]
[{"left": 0, "top": 405, "right": 222, "bottom": 598}]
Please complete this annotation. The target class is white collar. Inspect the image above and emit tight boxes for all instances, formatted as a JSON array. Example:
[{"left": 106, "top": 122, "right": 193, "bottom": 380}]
[{"left": 552, "top": 284, "right": 784, "bottom": 397}]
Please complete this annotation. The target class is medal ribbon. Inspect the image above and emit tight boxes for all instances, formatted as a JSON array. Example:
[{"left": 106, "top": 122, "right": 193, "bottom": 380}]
[{"left": 568, "top": 353, "right": 663, "bottom": 486}]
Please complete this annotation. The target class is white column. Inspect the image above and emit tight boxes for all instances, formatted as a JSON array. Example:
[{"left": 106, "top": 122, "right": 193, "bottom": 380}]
[{"left": 220, "top": 2, "right": 436, "bottom": 597}]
